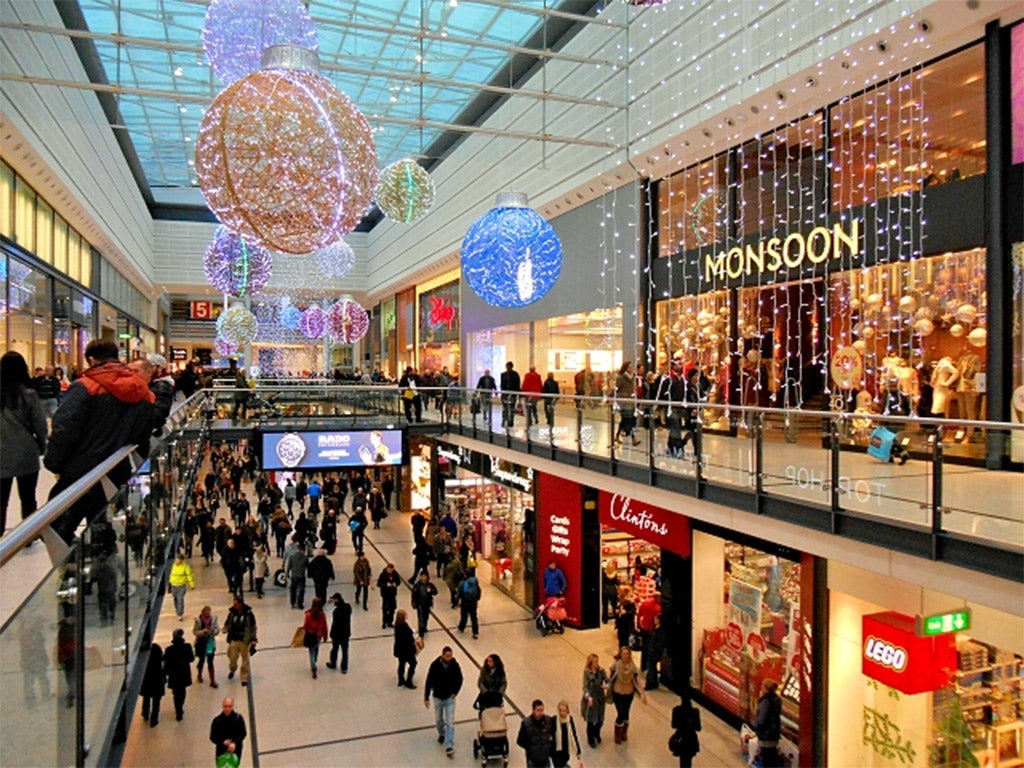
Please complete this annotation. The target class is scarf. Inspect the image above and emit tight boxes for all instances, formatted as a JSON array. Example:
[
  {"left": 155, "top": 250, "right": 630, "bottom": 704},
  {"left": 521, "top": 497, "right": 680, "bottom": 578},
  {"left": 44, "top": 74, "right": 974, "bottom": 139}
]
[{"left": 553, "top": 714, "right": 577, "bottom": 754}]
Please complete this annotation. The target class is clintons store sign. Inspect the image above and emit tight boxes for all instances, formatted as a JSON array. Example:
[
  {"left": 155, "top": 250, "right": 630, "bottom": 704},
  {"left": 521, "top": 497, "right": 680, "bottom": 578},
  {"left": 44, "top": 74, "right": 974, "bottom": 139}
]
[{"left": 598, "top": 492, "right": 690, "bottom": 556}]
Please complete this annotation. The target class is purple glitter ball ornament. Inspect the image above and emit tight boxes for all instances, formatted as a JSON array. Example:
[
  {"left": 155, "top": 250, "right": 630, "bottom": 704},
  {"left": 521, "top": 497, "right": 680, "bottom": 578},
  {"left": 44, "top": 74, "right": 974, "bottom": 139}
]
[
  {"left": 203, "top": 226, "right": 272, "bottom": 297},
  {"left": 299, "top": 305, "right": 325, "bottom": 339}
]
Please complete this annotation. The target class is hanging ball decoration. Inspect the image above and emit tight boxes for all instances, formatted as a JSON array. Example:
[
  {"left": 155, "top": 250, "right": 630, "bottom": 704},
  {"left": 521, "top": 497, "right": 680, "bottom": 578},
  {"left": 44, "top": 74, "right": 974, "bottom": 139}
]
[
  {"left": 849, "top": 298, "right": 861, "bottom": 311},
  {"left": 949, "top": 323, "right": 965, "bottom": 338},
  {"left": 863, "top": 326, "right": 876, "bottom": 340},
  {"left": 280, "top": 304, "right": 302, "bottom": 331},
  {"left": 202, "top": 0, "right": 318, "bottom": 86},
  {"left": 898, "top": 295, "right": 917, "bottom": 314},
  {"left": 299, "top": 306, "right": 325, "bottom": 339},
  {"left": 915, "top": 307, "right": 935, "bottom": 320},
  {"left": 956, "top": 304, "right": 978, "bottom": 325},
  {"left": 865, "top": 292, "right": 883, "bottom": 309},
  {"left": 913, "top": 318, "right": 935, "bottom": 337},
  {"left": 968, "top": 327, "right": 987, "bottom": 348},
  {"left": 853, "top": 339, "right": 867, "bottom": 353},
  {"left": 217, "top": 304, "right": 258, "bottom": 347},
  {"left": 461, "top": 192, "right": 562, "bottom": 308},
  {"left": 203, "top": 226, "right": 273, "bottom": 297},
  {"left": 375, "top": 158, "right": 435, "bottom": 223},
  {"left": 214, "top": 335, "right": 238, "bottom": 357},
  {"left": 195, "top": 48, "right": 378, "bottom": 254},
  {"left": 746, "top": 349, "right": 761, "bottom": 364},
  {"left": 314, "top": 240, "right": 356, "bottom": 279},
  {"left": 324, "top": 298, "right": 370, "bottom": 344}
]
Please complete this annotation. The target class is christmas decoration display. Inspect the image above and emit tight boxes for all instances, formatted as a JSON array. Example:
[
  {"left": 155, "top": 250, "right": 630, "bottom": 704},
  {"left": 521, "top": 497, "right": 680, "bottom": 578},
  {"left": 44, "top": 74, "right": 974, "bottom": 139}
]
[
  {"left": 375, "top": 158, "right": 434, "bottom": 223},
  {"left": 203, "top": 226, "right": 272, "bottom": 297}
]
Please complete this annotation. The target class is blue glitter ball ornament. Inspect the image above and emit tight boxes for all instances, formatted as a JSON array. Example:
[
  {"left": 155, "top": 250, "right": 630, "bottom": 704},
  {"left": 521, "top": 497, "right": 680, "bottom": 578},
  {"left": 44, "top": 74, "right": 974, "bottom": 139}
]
[
  {"left": 461, "top": 192, "right": 562, "bottom": 308},
  {"left": 280, "top": 304, "right": 302, "bottom": 331}
]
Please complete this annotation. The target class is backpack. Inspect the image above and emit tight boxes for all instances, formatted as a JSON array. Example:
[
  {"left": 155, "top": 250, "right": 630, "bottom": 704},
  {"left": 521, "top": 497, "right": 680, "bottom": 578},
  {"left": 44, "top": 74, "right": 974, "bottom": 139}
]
[{"left": 461, "top": 578, "right": 481, "bottom": 601}]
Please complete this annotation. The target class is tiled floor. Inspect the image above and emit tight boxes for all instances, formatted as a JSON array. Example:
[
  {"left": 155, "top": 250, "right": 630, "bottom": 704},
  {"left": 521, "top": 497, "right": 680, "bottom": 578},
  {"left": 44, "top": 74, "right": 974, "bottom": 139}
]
[{"left": 119, "top": 467, "right": 746, "bottom": 768}]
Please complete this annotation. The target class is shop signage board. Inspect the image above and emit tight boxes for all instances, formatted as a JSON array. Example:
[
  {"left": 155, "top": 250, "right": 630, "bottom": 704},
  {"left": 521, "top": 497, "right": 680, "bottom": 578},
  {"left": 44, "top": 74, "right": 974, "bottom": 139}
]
[
  {"left": 916, "top": 608, "right": 971, "bottom": 637},
  {"left": 862, "top": 611, "right": 956, "bottom": 695},
  {"left": 597, "top": 492, "right": 690, "bottom": 556},
  {"left": 728, "top": 578, "right": 763, "bottom": 654}
]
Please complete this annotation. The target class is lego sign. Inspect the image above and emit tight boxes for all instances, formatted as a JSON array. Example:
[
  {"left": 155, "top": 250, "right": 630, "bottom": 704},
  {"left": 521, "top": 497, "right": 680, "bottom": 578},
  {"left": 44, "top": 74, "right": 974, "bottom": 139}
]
[{"left": 862, "top": 611, "right": 956, "bottom": 694}]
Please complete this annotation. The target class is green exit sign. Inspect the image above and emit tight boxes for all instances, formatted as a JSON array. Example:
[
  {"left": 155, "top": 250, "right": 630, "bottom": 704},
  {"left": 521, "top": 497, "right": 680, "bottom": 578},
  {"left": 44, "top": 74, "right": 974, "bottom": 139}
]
[{"left": 917, "top": 609, "right": 971, "bottom": 637}]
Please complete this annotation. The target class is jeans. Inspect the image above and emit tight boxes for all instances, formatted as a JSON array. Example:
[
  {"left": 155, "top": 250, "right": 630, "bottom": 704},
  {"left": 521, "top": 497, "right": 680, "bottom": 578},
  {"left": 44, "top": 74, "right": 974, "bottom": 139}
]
[
  {"left": 612, "top": 691, "right": 635, "bottom": 724},
  {"left": 433, "top": 695, "right": 456, "bottom": 750},
  {"left": 289, "top": 576, "right": 306, "bottom": 609},
  {"left": 416, "top": 604, "right": 431, "bottom": 637},
  {"left": 501, "top": 396, "right": 517, "bottom": 427},
  {"left": 307, "top": 642, "right": 320, "bottom": 669},
  {"left": 0, "top": 471, "right": 39, "bottom": 533},
  {"left": 329, "top": 639, "right": 349, "bottom": 671},
  {"left": 170, "top": 584, "right": 187, "bottom": 617}
]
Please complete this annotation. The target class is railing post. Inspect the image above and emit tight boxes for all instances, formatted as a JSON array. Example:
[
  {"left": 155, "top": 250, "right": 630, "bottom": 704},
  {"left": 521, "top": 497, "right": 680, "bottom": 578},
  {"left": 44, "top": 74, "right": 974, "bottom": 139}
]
[
  {"left": 75, "top": 539, "right": 86, "bottom": 768},
  {"left": 931, "top": 425, "right": 944, "bottom": 559},
  {"left": 830, "top": 415, "right": 841, "bottom": 528},
  {"left": 694, "top": 406, "right": 704, "bottom": 490},
  {"left": 755, "top": 412, "right": 764, "bottom": 501}
]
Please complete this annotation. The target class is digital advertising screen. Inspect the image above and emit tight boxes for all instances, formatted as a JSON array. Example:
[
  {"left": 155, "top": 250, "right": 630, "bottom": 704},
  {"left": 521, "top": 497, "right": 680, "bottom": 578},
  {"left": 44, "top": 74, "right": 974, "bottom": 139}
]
[{"left": 261, "top": 429, "right": 405, "bottom": 470}]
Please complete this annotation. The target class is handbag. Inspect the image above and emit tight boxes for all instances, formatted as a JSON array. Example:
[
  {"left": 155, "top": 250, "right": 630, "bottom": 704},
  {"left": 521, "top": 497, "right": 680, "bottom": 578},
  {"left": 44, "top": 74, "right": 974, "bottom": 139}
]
[
  {"left": 302, "top": 631, "right": 318, "bottom": 648},
  {"left": 414, "top": 636, "right": 425, "bottom": 654},
  {"left": 290, "top": 626, "right": 305, "bottom": 648},
  {"left": 628, "top": 632, "right": 643, "bottom": 651}
]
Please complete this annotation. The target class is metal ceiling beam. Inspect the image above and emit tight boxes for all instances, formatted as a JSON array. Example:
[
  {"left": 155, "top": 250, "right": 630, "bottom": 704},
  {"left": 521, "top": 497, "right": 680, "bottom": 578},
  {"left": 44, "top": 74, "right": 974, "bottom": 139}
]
[
  {"left": 0, "top": 21, "right": 622, "bottom": 110},
  {"left": 0, "top": 73, "right": 621, "bottom": 150},
  {"left": 455, "top": 0, "right": 625, "bottom": 29}
]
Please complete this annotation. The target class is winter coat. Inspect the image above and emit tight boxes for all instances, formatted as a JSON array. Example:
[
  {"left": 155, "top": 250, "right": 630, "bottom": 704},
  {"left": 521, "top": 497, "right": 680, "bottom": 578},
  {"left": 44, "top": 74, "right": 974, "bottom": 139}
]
[
  {"left": 353, "top": 557, "right": 372, "bottom": 586},
  {"left": 302, "top": 609, "right": 328, "bottom": 643},
  {"left": 329, "top": 600, "right": 352, "bottom": 641},
  {"left": 163, "top": 637, "right": 195, "bottom": 689},
  {"left": 517, "top": 714, "right": 555, "bottom": 767},
  {"left": 168, "top": 560, "right": 195, "bottom": 589},
  {"left": 44, "top": 361, "right": 154, "bottom": 485},
  {"left": 307, "top": 554, "right": 335, "bottom": 584},
  {"left": 0, "top": 387, "right": 47, "bottom": 479},
  {"left": 581, "top": 667, "right": 609, "bottom": 724},
  {"left": 393, "top": 620, "right": 417, "bottom": 660},
  {"left": 411, "top": 579, "right": 437, "bottom": 609},
  {"left": 424, "top": 655, "right": 463, "bottom": 700},
  {"left": 140, "top": 644, "right": 165, "bottom": 698}
]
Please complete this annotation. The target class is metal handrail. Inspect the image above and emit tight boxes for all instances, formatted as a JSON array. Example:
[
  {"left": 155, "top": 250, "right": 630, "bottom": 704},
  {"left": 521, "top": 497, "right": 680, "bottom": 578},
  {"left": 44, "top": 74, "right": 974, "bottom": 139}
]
[{"left": 0, "top": 445, "right": 136, "bottom": 568}]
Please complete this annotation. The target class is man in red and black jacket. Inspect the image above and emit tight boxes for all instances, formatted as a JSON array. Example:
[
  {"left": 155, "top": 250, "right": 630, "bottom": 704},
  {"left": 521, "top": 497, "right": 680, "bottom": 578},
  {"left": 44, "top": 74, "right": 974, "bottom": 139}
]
[{"left": 45, "top": 340, "right": 155, "bottom": 544}]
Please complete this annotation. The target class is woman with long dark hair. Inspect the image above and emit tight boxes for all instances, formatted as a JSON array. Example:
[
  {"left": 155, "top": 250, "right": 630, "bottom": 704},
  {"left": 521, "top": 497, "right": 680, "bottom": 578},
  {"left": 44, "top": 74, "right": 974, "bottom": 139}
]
[{"left": 0, "top": 351, "right": 48, "bottom": 536}]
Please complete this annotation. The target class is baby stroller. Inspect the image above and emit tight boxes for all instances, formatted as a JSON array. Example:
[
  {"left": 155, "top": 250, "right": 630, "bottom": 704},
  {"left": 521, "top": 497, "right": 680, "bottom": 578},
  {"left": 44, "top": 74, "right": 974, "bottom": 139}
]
[
  {"left": 472, "top": 691, "right": 509, "bottom": 766},
  {"left": 535, "top": 596, "right": 567, "bottom": 636}
]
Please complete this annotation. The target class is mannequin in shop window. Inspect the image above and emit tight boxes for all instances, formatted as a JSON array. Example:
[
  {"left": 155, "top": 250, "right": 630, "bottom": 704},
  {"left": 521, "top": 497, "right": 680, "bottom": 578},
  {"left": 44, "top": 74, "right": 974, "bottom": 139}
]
[
  {"left": 929, "top": 357, "right": 959, "bottom": 418},
  {"left": 881, "top": 357, "right": 918, "bottom": 416},
  {"left": 956, "top": 352, "right": 983, "bottom": 429}
]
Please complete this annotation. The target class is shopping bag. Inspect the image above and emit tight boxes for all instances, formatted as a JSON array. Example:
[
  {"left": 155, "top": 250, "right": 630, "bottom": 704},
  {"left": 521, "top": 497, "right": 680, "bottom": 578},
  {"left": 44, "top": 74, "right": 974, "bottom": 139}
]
[
  {"left": 216, "top": 752, "right": 240, "bottom": 768},
  {"left": 290, "top": 626, "right": 305, "bottom": 648},
  {"left": 414, "top": 636, "right": 425, "bottom": 654},
  {"left": 867, "top": 427, "right": 896, "bottom": 463}
]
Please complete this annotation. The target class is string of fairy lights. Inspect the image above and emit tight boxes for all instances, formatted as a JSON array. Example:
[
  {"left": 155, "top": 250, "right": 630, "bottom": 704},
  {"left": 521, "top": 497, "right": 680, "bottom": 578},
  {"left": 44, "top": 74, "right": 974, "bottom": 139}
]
[{"left": 631, "top": 1, "right": 987, "bottom": 424}]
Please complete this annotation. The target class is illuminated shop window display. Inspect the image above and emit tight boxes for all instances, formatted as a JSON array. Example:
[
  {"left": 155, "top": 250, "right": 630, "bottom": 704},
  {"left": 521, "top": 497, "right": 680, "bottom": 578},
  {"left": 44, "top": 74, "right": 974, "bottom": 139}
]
[{"left": 692, "top": 532, "right": 804, "bottom": 760}]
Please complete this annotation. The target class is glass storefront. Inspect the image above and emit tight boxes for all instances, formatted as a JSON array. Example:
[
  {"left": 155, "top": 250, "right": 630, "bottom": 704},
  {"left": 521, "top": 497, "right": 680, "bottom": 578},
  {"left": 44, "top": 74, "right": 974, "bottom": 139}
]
[
  {"left": 692, "top": 531, "right": 805, "bottom": 761},
  {"left": 417, "top": 279, "right": 460, "bottom": 378},
  {"left": 469, "top": 306, "right": 624, "bottom": 396},
  {"left": 828, "top": 564, "right": 1024, "bottom": 768},
  {"left": 649, "top": 42, "right": 998, "bottom": 456}
]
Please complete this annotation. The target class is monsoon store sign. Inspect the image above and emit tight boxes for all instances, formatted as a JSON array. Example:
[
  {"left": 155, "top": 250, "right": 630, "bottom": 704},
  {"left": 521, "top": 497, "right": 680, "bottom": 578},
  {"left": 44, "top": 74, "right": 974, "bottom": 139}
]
[{"left": 704, "top": 220, "right": 861, "bottom": 283}]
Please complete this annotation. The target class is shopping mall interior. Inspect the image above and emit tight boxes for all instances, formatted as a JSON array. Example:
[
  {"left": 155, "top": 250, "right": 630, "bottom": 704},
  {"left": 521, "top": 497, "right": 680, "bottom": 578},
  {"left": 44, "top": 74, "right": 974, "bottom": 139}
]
[{"left": 1, "top": 1, "right": 1022, "bottom": 766}]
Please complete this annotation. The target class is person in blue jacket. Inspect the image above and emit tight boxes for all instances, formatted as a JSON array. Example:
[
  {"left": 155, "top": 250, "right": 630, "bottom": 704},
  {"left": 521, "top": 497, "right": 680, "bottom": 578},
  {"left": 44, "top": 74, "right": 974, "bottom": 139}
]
[{"left": 543, "top": 560, "right": 567, "bottom": 598}]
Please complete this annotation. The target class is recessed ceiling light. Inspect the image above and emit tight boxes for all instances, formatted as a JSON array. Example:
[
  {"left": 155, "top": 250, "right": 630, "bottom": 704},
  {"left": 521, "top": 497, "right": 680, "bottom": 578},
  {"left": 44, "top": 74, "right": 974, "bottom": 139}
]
[{"left": 173, "top": 66, "right": 184, "bottom": 77}]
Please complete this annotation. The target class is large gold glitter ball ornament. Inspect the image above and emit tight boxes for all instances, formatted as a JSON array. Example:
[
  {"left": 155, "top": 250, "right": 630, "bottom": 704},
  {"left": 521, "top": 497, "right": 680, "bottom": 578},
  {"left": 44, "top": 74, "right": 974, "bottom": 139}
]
[
  {"left": 217, "top": 304, "right": 258, "bottom": 347},
  {"left": 375, "top": 158, "right": 434, "bottom": 223},
  {"left": 195, "top": 67, "right": 378, "bottom": 254}
]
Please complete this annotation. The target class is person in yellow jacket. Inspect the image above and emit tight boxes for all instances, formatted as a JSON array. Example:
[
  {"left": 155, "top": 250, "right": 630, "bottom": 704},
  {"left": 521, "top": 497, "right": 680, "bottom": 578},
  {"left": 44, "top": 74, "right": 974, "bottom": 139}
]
[{"left": 168, "top": 552, "right": 196, "bottom": 621}]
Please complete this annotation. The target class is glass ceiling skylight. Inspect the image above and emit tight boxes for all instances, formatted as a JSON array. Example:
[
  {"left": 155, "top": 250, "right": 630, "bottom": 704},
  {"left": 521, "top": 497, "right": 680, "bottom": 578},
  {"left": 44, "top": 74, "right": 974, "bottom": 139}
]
[{"left": 75, "top": 1, "right": 576, "bottom": 205}]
